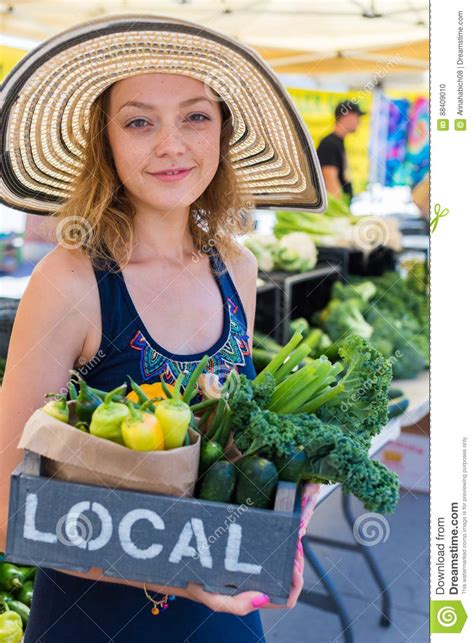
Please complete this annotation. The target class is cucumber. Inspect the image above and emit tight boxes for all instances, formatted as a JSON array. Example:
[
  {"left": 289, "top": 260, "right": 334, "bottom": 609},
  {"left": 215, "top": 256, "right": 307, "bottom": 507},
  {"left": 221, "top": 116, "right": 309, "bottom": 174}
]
[
  {"left": 198, "top": 461, "right": 237, "bottom": 503},
  {"left": 388, "top": 398, "right": 409, "bottom": 419},
  {"left": 234, "top": 456, "right": 279, "bottom": 509},
  {"left": 388, "top": 387, "right": 405, "bottom": 400},
  {"left": 273, "top": 446, "right": 308, "bottom": 483}
]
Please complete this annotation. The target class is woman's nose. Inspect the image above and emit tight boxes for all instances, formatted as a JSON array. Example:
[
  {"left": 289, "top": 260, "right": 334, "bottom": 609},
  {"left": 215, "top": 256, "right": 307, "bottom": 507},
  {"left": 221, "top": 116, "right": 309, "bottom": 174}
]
[{"left": 152, "top": 125, "right": 188, "bottom": 156}]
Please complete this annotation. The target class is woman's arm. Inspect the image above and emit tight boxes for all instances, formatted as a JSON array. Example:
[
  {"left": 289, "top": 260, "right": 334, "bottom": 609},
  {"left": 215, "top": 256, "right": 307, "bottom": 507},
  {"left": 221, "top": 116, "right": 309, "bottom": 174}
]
[
  {"left": 0, "top": 247, "right": 194, "bottom": 598},
  {"left": 0, "top": 247, "right": 90, "bottom": 551}
]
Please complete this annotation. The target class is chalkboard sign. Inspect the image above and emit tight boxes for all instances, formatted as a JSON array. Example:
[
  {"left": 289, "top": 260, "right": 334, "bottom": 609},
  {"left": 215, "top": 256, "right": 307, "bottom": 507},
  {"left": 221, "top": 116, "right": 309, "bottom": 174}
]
[{"left": 6, "top": 451, "right": 302, "bottom": 603}]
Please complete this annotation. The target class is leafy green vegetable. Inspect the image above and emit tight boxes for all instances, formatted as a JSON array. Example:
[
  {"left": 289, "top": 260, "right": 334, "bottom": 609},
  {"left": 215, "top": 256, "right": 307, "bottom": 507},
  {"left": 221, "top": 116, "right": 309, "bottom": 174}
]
[
  {"left": 230, "top": 382, "right": 399, "bottom": 514},
  {"left": 227, "top": 333, "right": 398, "bottom": 514},
  {"left": 317, "top": 335, "right": 392, "bottom": 445}
]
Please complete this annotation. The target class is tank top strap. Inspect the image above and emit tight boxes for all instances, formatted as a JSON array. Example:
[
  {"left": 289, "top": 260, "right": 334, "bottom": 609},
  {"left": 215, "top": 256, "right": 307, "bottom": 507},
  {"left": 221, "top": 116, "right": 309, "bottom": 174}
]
[{"left": 88, "top": 258, "right": 132, "bottom": 355}]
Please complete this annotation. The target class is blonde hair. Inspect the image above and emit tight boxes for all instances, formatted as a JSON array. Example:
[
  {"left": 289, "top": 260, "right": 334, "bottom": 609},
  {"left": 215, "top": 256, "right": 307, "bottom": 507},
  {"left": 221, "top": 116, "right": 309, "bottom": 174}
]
[{"left": 51, "top": 80, "right": 255, "bottom": 272}]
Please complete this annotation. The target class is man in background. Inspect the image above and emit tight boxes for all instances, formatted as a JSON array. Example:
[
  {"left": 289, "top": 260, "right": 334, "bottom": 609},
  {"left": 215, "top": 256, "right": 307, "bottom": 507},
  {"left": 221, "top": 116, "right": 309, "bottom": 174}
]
[{"left": 317, "top": 100, "right": 366, "bottom": 204}]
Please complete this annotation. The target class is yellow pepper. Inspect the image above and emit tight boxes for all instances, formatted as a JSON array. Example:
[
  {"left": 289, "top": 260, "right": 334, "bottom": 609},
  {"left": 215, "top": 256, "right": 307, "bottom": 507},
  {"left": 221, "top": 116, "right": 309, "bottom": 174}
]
[
  {"left": 154, "top": 373, "right": 192, "bottom": 449},
  {"left": 121, "top": 400, "right": 164, "bottom": 451},
  {"left": 42, "top": 393, "right": 69, "bottom": 423},
  {"left": 126, "top": 382, "right": 175, "bottom": 404},
  {"left": 0, "top": 601, "right": 23, "bottom": 643}
]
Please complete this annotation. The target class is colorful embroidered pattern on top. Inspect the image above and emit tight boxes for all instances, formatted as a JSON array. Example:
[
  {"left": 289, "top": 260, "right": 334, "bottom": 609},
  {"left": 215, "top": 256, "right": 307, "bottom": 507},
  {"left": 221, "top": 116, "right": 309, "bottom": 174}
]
[{"left": 129, "top": 297, "right": 251, "bottom": 389}]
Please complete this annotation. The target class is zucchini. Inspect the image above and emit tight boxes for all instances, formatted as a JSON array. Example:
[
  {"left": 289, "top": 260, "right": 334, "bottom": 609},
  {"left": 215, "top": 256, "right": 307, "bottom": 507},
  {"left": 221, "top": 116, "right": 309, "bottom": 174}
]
[
  {"left": 234, "top": 456, "right": 279, "bottom": 509},
  {"left": 198, "top": 461, "right": 237, "bottom": 503},
  {"left": 273, "top": 446, "right": 308, "bottom": 483}
]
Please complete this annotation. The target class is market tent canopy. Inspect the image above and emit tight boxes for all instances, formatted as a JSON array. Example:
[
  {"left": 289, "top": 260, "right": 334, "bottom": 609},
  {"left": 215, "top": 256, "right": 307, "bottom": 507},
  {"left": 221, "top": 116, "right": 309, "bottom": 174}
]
[
  {"left": 257, "top": 40, "right": 428, "bottom": 74},
  {"left": 1, "top": 0, "right": 428, "bottom": 78}
]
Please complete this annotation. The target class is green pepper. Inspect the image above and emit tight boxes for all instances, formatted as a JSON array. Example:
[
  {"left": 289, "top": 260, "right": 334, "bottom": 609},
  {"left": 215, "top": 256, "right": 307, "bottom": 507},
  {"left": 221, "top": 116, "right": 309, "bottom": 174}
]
[
  {"left": 0, "top": 564, "right": 24, "bottom": 592},
  {"left": 76, "top": 379, "right": 102, "bottom": 425},
  {"left": 42, "top": 393, "right": 69, "bottom": 423},
  {"left": 154, "top": 373, "right": 192, "bottom": 449},
  {"left": 89, "top": 384, "right": 129, "bottom": 445},
  {"left": 6, "top": 601, "right": 29, "bottom": 628},
  {"left": 0, "top": 600, "right": 23, "bottom": 643},
  {"left": 15, "top": 581, "right": 34, "bottom": 608},
  {"left": 67, "top": 381, "right": 78, "bottom": 401},
  {"left": 181, "top": 354, "right": 209, "bottom": 404},
  {"left": 0, "top": 591, "right": 13, "bottom": 604},
  {"left": 14, "top": 567, "right": 36, "bottom": 582}
]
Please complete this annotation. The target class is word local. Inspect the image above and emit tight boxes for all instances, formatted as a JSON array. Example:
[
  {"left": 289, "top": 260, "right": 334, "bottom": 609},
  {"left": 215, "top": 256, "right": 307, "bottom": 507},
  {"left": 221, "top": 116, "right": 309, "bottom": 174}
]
[{"left": 23, "top": 493, "right": 262, "bottom": 574}]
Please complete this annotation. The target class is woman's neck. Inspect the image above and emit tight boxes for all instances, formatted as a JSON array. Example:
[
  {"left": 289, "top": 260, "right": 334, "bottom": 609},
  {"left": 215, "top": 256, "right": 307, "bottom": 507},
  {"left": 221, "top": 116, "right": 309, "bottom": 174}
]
[{"left": 129, "top": 203, "right": 195, "bottom": 264}]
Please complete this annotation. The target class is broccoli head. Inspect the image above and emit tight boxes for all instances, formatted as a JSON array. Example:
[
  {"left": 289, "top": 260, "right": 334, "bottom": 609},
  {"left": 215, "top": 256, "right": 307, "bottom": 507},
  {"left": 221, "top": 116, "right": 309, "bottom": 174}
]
[
  {"left": 321, "top": 299, "right": 374, "bottom": 342},
  {"left": 332, "top": 280, "right": 377, "bottom": 305}
]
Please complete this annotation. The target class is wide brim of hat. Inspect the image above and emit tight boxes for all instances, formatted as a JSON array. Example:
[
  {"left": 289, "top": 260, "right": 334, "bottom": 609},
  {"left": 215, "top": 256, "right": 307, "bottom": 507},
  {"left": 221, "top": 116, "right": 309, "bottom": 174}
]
[{"left": 0, "top": 13, "right": 327, "bottom": 215}]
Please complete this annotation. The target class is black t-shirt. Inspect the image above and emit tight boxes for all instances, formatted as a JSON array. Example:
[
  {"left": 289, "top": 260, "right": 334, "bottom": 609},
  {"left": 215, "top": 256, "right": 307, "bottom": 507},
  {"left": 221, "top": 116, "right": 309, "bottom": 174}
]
[{"left": 317, "top": 132, "right": 353, "bottom": 200}]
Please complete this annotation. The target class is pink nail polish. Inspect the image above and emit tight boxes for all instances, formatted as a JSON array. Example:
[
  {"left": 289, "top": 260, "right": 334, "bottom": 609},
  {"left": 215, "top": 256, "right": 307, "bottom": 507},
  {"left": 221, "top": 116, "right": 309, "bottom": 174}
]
[
  {"left": 297, "top": 540, "right": 304, "bottom": 554},
  {"left": 299, "top": 519, "right": 306, "bottom": 529},
  {"left": 252, "top": 594, "right": 270, "bottom": 608}
]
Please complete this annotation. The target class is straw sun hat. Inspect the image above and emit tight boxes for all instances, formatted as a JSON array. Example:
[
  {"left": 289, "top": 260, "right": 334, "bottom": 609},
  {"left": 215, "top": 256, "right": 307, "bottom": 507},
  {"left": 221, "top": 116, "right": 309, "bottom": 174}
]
[{"left": 0, "top": 14, "right": 327, "bottom": 216}]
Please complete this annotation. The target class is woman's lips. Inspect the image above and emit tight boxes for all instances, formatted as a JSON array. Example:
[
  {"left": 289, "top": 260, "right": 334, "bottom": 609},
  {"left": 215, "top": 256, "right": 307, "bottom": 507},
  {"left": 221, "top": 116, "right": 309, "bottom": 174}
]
[{"left": 149, "top": 168, "right": 194, "bottom": 182}]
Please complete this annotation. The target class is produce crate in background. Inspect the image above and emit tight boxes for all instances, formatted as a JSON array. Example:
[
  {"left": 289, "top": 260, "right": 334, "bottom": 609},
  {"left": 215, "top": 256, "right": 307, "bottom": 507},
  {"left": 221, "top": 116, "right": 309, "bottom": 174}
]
[
  {"left": 266, "top": 264, "right": 343, "bottom": 344},
  {"left": 255, "top": 280, "right": 280, "bottom": 339},
  {"left": 6, "top": 450, "right": 302, "bottom": 604}
]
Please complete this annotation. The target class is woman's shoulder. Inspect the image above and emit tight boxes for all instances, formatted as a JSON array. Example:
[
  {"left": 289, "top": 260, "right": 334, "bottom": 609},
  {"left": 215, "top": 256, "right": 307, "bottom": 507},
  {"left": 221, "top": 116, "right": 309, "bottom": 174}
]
[
  {"left": 33, "top": 245, "right": 95, "bottom": 292},
  {"left": 225, "top": 241, "right": 258, "bottom": 286}
]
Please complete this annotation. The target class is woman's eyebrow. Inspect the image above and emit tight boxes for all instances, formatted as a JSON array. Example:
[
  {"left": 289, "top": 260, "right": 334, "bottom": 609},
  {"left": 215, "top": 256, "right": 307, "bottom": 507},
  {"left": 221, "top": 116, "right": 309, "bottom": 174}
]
[{"left": 118, "top": 97, "right": 214, "bottom": 112}]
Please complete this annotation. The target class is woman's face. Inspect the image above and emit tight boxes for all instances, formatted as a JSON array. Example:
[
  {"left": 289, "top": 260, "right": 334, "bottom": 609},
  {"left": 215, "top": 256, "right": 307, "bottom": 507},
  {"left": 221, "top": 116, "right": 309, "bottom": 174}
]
[{"left": 106, "top": 73, "right": 223, "bottom": 214}]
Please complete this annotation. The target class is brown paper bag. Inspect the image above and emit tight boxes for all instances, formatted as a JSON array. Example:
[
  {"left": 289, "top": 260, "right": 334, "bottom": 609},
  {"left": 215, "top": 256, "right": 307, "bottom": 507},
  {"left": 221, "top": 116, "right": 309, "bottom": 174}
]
[{"left": 17, "top": 409, "right": 201, "bottom": 497}]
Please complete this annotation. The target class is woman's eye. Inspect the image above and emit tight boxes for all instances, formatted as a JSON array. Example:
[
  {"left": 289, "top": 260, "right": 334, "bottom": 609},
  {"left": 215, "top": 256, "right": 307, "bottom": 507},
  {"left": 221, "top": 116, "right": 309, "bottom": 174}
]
[
  {"left": 126, "top": 118, "right": 149, "bottom": 129},
  {"left": 187, "top": 113, "right": 210, "bottom": 123}
]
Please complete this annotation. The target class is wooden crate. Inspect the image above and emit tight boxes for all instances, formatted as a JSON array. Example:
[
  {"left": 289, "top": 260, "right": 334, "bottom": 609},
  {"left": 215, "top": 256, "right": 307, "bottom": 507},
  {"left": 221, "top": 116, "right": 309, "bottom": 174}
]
[{"left": 5, "top": 450, "right": 302, "bottom": 604}]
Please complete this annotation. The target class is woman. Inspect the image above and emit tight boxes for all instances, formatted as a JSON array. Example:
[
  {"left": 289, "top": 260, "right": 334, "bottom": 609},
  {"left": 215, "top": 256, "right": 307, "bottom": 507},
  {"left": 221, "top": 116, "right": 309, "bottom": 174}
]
[{"left": 0, "top": 15, "right": 325, "bottom": 642}]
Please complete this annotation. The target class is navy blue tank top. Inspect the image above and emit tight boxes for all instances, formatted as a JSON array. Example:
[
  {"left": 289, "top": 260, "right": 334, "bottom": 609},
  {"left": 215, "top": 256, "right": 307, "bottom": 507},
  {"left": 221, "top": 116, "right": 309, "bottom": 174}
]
[
  {"left": 78, "top": 247, "right": 256, "bottom": 393},
  {"left": 24, "top": 248, "right": 265, "bottom": 643}
]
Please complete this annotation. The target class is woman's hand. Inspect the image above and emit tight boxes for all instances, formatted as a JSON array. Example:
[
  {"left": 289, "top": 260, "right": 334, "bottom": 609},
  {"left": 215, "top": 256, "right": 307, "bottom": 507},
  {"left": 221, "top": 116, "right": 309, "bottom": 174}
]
[
  {"left": 261, "top": 482, "right": 322, "bottom": 610},
  {"left": 183, "top": 582, "right": 274, "bottom": 615},
  {"left": 166, "top": 483, "right": 322, "bottom": 615}
]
